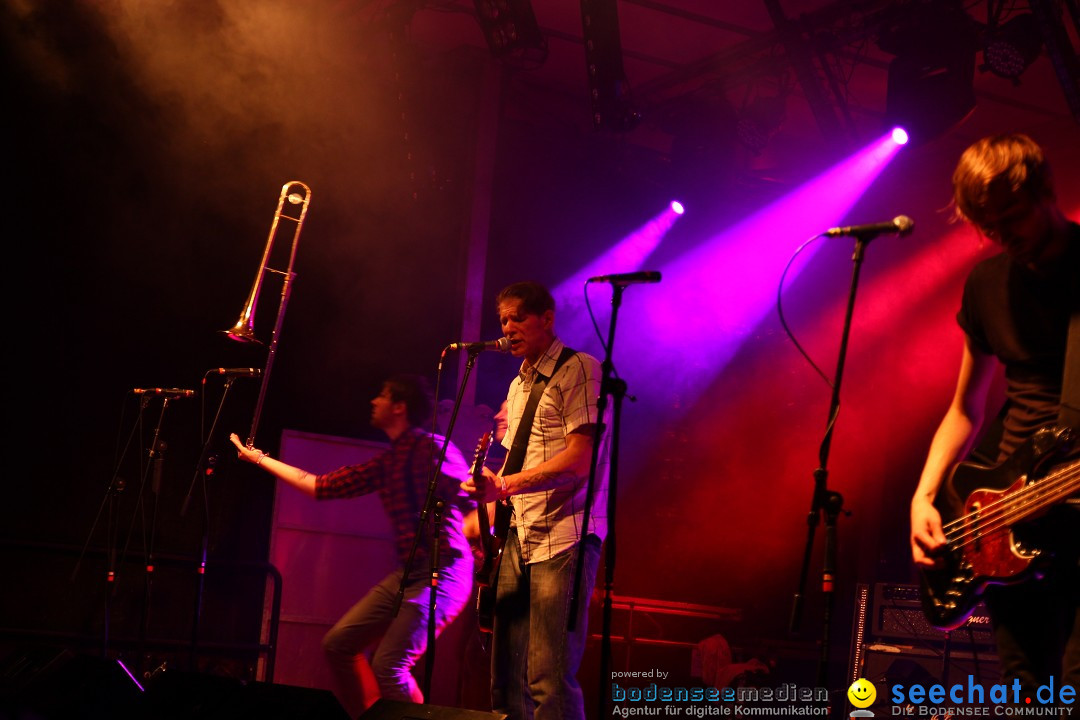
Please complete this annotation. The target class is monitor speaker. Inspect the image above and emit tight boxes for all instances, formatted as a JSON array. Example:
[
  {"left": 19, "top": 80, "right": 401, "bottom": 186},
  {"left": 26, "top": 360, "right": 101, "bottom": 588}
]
[
  {"left": 215, "top": 680, "right": 350, "bottom": 719},
  {"left": 139, "top": 670, "right": 349, "bottom": 719},
  {"left": 359, "top": 698, "right": 507, "bottom": 720},
  {"left": 858, "top": 645, "right": 1001, "bottom": 713},
  {"left": 4, "top": 651, "right": 143, "bottom": 718}
]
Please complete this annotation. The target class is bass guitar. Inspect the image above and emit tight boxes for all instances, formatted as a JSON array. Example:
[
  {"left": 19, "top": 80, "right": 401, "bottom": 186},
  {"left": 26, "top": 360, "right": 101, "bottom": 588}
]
[
  {"left": 920, "top": 426, "right": 1079, "bottom": 630},
  {"left": 472, "top": 433, "right": 512, "bottom": 634}
]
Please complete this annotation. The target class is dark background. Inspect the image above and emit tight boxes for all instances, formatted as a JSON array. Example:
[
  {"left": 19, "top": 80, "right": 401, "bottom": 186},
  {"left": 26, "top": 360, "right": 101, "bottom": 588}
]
[{"left": 2, "top": 0, "right": 1078, "bottom": 710}]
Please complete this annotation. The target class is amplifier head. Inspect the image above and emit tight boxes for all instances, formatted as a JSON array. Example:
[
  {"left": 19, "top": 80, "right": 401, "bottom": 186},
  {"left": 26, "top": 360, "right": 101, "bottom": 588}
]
[{"left": 872, "top": 583, "right": 994, "bottom": 647}]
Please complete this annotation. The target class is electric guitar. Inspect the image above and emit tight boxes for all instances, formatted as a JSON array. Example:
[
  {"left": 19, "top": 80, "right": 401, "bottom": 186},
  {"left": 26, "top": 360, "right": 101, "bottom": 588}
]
[
  {"left": 919, "top": 426, "right": 1079, "bottom": 630},
  {"left": 472, "top": 433, "right": 512, "bottom": 634}
]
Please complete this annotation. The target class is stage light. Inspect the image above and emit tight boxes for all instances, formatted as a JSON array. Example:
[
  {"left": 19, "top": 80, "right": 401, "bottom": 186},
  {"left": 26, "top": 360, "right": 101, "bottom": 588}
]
[
  {"left": 878, "top": 2, "right": 977, "bottom": 144},
  {"left": 981, "top": 12, "right": 1043, "bottom": 82},
  {"left": 553, "top": 200, "right": 684, "bottom": 325},
  {"left": 891, "top": 127, "right": 909, "bottom": 145},
  {"left": 626, "top": 130, "right": 906, "bottom": 385},
  {"left": 473, "top": 0, "right": 547, "bottom": 61},
  {"left": 735, "top": 94, "right": 787, "bottom": 156}
]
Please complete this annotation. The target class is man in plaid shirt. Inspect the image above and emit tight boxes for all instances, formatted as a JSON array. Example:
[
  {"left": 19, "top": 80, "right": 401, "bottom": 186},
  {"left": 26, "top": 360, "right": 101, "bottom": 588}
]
[{"left": 232, "top": 374, "right": 473, "bottom": 718}]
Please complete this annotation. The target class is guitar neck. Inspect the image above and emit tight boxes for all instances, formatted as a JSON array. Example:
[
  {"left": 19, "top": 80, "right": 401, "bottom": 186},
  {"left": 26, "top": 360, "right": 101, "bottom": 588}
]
[
  {"left": 1011, "top": 458, "right": 1080, "bottom": 522},
  {"left": 469, "top": 432, "right": 493, "bottom": 557},
  {"left": 477, "top": 500, "right": 493, "bottom": 554}
]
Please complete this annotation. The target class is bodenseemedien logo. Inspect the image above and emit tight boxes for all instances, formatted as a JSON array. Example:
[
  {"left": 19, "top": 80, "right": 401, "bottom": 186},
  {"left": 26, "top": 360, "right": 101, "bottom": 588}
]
[{"left": 610, "top": 681, "right": 830, "bottom": 716}]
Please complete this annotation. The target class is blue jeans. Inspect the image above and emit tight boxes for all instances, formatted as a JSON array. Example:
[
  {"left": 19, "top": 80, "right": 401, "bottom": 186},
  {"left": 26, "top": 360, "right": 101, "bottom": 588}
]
[
  {"left": 491, "top": 529, "right": 602, "bottom": 720},
  {"left": 322, "top": 556, "right": 471, "bottom": 717}
]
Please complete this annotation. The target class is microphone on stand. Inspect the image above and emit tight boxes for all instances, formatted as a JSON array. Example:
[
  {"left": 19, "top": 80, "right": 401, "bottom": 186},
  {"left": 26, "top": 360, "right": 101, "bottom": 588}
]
[
  {"left": 212, "top": 368, "right": 262, "bottom": 377},
  {"left": 587, "top": 271, "right": 662, "bottom": 285},
  {"left": 447, "top": 337, "right": 511, "bottom": 353},
  {"left": 132, "top": 388, "right": 197, "bottom": 398},
  {"left": 824, "top": 215, "right": 914, "bottom": 239}
]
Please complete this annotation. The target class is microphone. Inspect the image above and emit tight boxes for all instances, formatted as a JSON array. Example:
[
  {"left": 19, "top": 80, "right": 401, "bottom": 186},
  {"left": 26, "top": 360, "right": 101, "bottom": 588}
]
[
  {"left": 213, "top": 368, "right": 262, "bottom": 377},
  {"left": 447, "top": 337, "right": 511, "bottom": 353},
  {"left": 824, "top": 215, "right": 914, "bottom": 238},
  {"left": 586, "top": 271, "right": 662, "bottom": 285},
  {"left": 132, "top": 388, "right": 197, "bottom": 398}
]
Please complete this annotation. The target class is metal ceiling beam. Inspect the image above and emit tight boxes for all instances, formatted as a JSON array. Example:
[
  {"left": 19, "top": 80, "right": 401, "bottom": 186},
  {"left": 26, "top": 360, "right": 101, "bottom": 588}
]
[
  {"left": 628, "top": 0, "right": 894, "bottom": 112},
  {"left": 1030, "top": 0, "right": 1080, "bottom": 123},
  {"left": 620, "top": 0, "right": 762, "bottom": 37},
  {"left": 763, "top": 0, "right": 849, "bottom": 145}
]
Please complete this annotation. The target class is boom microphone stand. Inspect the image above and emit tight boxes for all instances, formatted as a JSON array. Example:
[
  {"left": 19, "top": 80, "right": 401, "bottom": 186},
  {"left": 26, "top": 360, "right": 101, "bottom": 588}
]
[
  {"left": 393, "top": 344, "right": 487, "bottom": 701},
  {"left": 125, "top": 393, "right": 185, "bottom": 675},
  {"left": 789, "top": 226, "right": 896, "bottom": 690},
  {"left": 180, "top": 371, "right": 251, "bottom": 670},
  {"left": 74, "top": 391, "right": 154, "bottom": 658},
  {"left": 568, "top": 271, "right": 659, "bottom": 720},
  {"left": 74, "top": 388, "right": 191, "bottom": 669}
]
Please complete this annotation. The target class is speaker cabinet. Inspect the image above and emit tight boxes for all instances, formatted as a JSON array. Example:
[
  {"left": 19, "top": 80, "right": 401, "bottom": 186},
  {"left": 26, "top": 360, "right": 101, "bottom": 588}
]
[
  {"left": 139, "top": 670, "right": 350, "bottom": 719},
  {"left": 215, "top": 681, "right": 350, "bottom": 719},
  {"left": 3, "top": 651, "right": 143, "bottom": 719},
  {"left": 137, "top": 670, "right": 244, "bottom": 719},
  {"left": 858, "top": 645, "right": 1001, "bottom": 712},
  {"left": 359, "top": 698, "right": 507, "bottom": 720},
  {"left": 849, "top": 582, "right": 1000, "bottom": 713}
]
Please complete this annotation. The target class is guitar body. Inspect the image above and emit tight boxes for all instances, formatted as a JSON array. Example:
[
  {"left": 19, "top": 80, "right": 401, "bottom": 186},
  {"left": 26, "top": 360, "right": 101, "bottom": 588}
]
[
  {"left": 920, "top": 426, "right": 1078, "bottom": 630},
  {"left": 469, "top": 430, "right": 512, "bottom": 635},
  {"left": 475, "top": 500, "right": 511, "bottom": 634}
]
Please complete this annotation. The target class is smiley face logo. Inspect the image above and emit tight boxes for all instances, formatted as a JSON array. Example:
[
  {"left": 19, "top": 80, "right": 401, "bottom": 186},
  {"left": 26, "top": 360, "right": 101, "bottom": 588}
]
[{"left": 848, "top": 678, "right": 876, "bottom": 708}]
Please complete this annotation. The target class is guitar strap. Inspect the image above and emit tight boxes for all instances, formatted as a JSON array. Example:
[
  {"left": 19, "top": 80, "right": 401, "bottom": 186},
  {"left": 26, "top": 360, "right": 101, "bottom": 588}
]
[
  {"left": 503, "top": 345, "right": 577, "bottom": 476},
  {"left": 1061, "top": 305, "right": 1080, "bottom": 511},
  {"left": 1059, "top": 308, "right": 1080, "bottom": 432}
]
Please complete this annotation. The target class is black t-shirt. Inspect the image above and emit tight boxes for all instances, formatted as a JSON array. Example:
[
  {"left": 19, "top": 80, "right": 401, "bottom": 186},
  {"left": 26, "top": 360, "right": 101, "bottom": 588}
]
[{"left": 956, "top": 222, "right": 1080, "bottom": 460}]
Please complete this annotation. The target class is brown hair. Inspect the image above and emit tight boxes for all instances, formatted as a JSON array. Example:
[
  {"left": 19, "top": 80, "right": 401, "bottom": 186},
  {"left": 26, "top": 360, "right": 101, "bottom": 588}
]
[
  {"left": 495, "top": 281, "right": 555, "bottom": 317},
  {"left": 951, "top": 133, "right": 1055, "bottom": 230},
  {"left": 383, "top": 374, "right": 434, "bottom": 427}
]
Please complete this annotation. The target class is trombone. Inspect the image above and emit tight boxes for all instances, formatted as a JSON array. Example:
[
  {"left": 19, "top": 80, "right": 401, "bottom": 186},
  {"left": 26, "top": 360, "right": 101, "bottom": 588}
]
[{"left": 223, "top": 180, "right": 312, "bottom": 448}]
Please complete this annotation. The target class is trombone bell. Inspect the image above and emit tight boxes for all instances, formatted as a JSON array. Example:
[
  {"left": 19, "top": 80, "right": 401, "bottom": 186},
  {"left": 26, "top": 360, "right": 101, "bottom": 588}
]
[{"left": 224, "top": 314, "right": 259, "bottom": 344}]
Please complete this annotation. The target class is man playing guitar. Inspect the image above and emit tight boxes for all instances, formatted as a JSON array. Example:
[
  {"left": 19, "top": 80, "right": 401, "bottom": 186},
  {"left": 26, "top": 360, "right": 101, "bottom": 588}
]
[{"left": 909, "top": 134, "right": 1078, "bottom": 700}]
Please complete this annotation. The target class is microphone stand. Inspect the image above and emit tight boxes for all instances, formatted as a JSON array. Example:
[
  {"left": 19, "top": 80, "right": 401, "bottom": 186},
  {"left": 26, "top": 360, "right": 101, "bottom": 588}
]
[
  {"left": 128, "top": 397, "right": 174, "bottom": 676},
  {"left": 393, "top": 346, "right": 481, "bottom": 701},
  {"left": 73, "top": 393, "right": 153, "bottom": 659},
  {"left": 180, "top": 375, "right": 240, "bottom": 671},
  {"left": 568, "top": 281, "right": 631, "bottom": 720},
  {"left": 425, "top": 498, "right": 446, "bottom": 699},
  {"left": 139, "top": 431, "right": 167, "bottom": 674},
  {"left": 789, "top": 233, "right": 872, "bottom": 690}
]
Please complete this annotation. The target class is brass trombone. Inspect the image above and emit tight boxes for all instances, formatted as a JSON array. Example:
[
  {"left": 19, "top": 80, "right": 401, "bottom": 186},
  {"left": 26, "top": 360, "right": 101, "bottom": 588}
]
[{"left": 223, "top": 180, "right": 312, "bottom": 447}]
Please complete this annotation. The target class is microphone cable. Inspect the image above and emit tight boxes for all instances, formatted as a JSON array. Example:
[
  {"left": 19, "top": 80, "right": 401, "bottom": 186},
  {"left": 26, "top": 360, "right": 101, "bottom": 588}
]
[
  {"left": 777, "top": 232, "right": 834, "bottom": 389},
  {"left": 582, "top": 279, "right": 633, "bottom": 402},
  {"left": 776, "top": 233, "right": 842, "bottom": 443}
]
